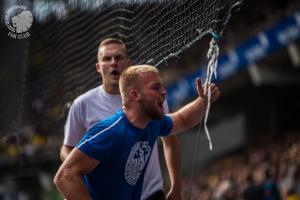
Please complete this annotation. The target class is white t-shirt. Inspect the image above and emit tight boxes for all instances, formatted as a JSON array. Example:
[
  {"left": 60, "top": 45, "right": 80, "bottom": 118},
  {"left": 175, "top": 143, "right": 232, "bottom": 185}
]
[{"left": 64, "top": 85, "right": 168, "bottom": 200}]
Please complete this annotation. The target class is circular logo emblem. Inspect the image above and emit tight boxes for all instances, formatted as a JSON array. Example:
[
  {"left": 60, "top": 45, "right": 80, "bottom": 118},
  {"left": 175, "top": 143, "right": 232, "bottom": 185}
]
[
  {"left": 5, "top": 5, "right": 33, "bottom": 39},
  {"left": 125, "top": 141, "right": 151, "bottom": 185}
]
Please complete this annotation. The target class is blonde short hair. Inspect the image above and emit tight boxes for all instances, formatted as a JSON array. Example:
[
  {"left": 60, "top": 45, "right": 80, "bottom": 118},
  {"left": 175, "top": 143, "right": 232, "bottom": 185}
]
[
  {"left": 97, "top": 38, "right": 127, "bottom": 60},
  {"left": 119, "top": 65, "right": 159, "bottom": 103}
]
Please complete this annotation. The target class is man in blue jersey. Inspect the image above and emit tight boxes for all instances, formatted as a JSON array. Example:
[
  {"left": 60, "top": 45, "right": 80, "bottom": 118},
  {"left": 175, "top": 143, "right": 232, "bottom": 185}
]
[
  {"left": 54, "top": 65, "right": 220, "bottom": 200},
  {"left": 60, "top": 38, "right": 181, "bottom": 200}
]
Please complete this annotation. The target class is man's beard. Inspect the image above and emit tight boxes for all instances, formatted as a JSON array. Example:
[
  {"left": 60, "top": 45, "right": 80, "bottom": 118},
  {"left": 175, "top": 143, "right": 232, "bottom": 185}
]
[{"left": 140, "top": 98, "right": 164, "bottom": 120}]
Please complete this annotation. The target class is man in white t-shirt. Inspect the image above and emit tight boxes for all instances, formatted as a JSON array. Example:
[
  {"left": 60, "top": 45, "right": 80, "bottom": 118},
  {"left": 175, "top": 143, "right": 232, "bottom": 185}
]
[{"left": 60, "top": 38, "right": 181, "bottom": 200}]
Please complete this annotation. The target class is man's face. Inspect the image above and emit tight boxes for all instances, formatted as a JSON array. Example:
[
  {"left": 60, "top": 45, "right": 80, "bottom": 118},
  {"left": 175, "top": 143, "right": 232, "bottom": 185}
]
[
  {"left": 97, "top": 43, "right": 131, "bottom": 90},
  {"left": 138, "top": 72, "right": 166, "bottom": 120}
]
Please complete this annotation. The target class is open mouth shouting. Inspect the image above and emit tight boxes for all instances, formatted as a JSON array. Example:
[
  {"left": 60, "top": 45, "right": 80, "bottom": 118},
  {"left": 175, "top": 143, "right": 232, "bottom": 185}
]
[
  {"left": 158, "top": 99, "right": 164, "bottom": 112},
  {"left": 110, "top": 70, "right": 120, "bottom": 78}
]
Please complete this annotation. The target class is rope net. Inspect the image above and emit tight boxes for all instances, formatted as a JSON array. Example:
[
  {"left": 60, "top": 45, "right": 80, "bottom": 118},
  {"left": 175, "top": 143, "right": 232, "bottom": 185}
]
[{"left": 2, "top": 0, "right": 241, "bottom": 138}]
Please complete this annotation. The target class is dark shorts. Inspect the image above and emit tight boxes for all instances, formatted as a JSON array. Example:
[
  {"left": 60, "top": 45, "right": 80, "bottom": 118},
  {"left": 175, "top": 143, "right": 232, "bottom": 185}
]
[{"left": 145, "top": 190, "right": 165, "bottom": 200}]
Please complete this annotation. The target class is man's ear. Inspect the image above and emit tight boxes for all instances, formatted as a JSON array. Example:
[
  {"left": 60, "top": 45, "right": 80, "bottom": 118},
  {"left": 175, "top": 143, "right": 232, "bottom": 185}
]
[
  {"left": 96, "top": 63, "right": 101, "bottom": 73},
  {"left": 129, "top": 89, "right": 140, "bottom": 100}
]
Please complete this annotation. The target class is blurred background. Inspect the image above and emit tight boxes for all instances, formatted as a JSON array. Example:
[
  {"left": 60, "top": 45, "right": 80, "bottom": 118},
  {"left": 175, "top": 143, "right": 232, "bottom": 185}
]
[{"left": 0, "top": 0, "right": 300, "bottom": 199}]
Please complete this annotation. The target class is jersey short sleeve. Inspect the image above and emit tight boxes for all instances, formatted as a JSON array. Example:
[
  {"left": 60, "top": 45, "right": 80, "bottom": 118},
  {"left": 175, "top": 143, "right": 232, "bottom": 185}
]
[
  {"left": 158, "top": 115, "right": 173, "bottom": 137},
  {"left": 63, "top": 99, "right": 85, "bottom": 146},
  {"left": 76, "top": 116, "right": 123, "bottom": 162}
]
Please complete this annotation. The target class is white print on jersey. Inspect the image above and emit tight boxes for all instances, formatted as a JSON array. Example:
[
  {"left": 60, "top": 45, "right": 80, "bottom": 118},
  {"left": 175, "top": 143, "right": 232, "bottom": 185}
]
[{"left": 125, "top": 141, "right": 151, "bottom": 185}]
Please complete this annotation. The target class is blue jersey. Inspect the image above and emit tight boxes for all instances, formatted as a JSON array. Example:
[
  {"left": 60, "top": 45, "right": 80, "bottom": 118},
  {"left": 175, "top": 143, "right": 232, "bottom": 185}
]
[{"left": 77, "top": 109, "right": 173, "bottom": 200}]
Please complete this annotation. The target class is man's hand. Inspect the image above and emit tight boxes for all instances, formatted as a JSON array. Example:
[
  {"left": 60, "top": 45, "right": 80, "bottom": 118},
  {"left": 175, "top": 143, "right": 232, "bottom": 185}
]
[
  {"left": 169, "top": 78, "right": 220, "bottom": 135},
  {"left": 196, "top": 78, "right": 220, "bottom": 103}
]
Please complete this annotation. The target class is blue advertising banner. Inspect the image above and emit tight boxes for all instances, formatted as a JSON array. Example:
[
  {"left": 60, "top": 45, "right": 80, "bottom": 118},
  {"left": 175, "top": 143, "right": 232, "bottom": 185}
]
[{"left": 167, "top": 11, "right": 300, "bottom": 110}]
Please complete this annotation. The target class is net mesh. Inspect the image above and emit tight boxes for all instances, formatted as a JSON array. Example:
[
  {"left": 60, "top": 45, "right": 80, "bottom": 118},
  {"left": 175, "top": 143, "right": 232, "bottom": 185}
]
[{"left": 1, "top": 0, "right": 241, "bottom": 137}]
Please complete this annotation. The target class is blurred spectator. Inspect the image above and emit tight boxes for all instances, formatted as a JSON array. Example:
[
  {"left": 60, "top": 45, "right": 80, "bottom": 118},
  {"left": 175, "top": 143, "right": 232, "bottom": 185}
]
[
  {"left": 183, "top": 132, "right": 300, "bottom": 200},
  {"left": 243, "top": 173, "right": 264, "bottom": 200}
]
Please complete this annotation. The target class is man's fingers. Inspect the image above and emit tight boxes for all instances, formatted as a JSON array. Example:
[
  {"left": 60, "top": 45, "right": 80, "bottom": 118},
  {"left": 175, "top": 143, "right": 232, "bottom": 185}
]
[
  {"left": 210, "top": 85, "right": 221, "bottom": 102},
  {"left": 196, "top": 79, "right": 220, "bottom": 102},
  {"left": 196, "top": 78, "right": 204, "bottom": 96}
]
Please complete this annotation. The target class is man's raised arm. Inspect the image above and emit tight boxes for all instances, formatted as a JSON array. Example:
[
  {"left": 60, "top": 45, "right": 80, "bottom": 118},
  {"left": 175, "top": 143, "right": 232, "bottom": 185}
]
[{"left": 169, "top": 78, "right": 220, "bottom": 135}]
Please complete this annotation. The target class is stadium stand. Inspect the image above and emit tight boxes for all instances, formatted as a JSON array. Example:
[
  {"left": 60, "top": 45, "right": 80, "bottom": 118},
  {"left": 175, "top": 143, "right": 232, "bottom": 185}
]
[{"left": 0, "top": 0, "right": 300, "bottom": 199}]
